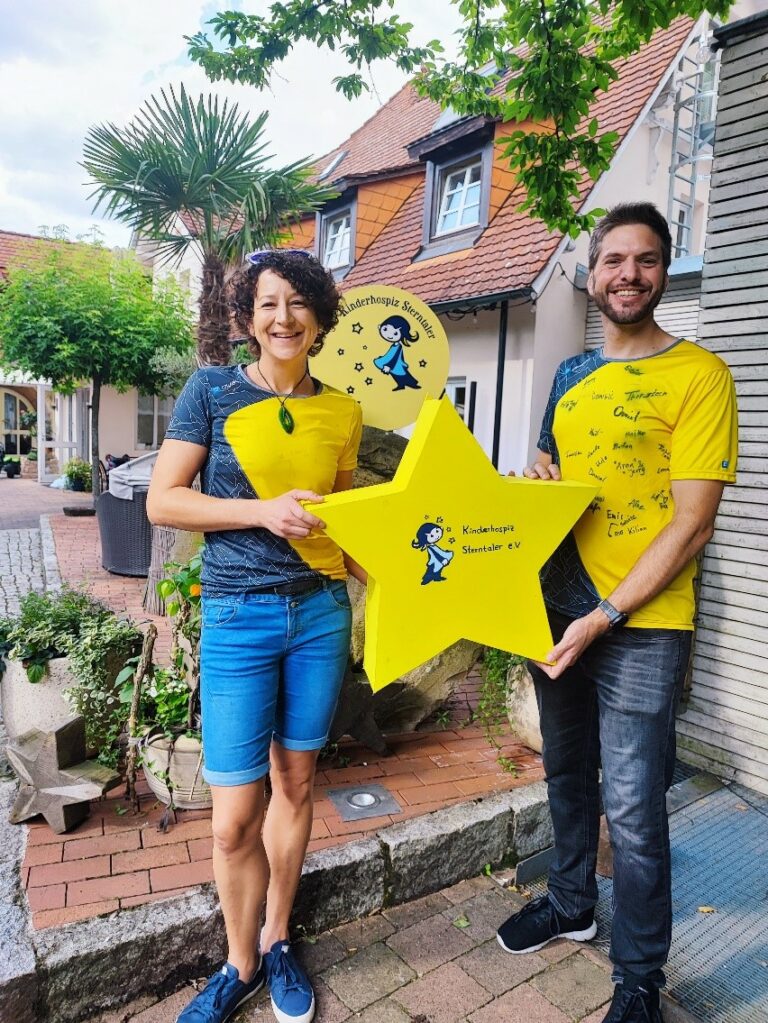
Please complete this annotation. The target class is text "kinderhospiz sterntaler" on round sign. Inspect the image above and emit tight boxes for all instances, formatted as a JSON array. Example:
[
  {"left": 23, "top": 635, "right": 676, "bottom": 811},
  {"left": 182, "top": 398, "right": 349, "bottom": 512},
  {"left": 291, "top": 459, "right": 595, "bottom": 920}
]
[{"left": 313, "top": 285, "right": 450, "bottom": 431}]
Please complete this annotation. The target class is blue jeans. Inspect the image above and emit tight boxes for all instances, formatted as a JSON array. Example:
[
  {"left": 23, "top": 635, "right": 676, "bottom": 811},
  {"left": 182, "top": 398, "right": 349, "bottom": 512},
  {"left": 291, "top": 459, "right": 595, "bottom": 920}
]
[
  {"left": 200, "top": 580, "right": 352, "bottom": 786},
  {"left": 530, "top": 610, "right": 691, "bottom": 987}
]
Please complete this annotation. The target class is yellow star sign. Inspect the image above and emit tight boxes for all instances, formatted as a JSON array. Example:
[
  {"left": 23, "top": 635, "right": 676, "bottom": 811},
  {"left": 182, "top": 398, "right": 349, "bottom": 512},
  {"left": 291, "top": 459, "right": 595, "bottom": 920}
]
[{"left": 319, "top": 397, "right": 598, "bottom": 691}]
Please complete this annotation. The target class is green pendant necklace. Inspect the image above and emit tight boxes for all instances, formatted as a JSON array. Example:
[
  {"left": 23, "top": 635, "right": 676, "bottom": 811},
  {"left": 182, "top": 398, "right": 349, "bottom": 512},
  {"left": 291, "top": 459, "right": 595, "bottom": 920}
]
[{"left": 254, "top": 363, "right": 309, "bottom": 435}]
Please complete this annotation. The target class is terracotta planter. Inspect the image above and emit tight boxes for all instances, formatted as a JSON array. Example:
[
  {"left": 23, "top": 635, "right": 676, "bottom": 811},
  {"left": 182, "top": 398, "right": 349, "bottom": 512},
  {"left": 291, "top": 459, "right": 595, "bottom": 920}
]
[
  {"left": 140, "top": 729, "right": 212, "bottom": 809},
  {"left": 0, "top": 656, "right": 77, "bottom": 739}
]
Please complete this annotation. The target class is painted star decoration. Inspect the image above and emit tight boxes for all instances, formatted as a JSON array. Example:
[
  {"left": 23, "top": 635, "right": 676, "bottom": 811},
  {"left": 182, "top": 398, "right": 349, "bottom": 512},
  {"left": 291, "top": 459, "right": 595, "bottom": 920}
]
[
  {"left": 319, "top": 397, "right": 597, "bottom": 690},
  {"left": 6, "top": 717, "right": 119, "bottom": 834}
]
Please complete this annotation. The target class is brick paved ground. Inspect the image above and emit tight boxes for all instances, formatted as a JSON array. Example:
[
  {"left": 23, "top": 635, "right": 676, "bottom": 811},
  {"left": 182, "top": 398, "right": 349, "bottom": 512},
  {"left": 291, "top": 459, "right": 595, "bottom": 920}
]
[
  {"left": 0, "top": 477, "right": 91, "bottom": 528},
  {"left": 84, "top": 872, "right": 694, "bottom": 1023},
  {"left": 22, "top": 710, "right": 542, "bottom": 930}
]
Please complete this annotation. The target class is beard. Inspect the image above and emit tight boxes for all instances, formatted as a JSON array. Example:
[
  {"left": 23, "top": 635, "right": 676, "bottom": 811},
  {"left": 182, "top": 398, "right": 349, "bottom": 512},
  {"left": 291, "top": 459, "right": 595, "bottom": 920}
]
[{"left": 591, "top": 285, "right": 663, "bottom": 325}]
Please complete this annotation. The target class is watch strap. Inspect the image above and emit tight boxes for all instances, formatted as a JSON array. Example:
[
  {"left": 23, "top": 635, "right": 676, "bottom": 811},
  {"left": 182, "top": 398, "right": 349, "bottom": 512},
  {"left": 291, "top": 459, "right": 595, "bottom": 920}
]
[{"left": 597, "top": 598, "right": 629, "bottom": 629}]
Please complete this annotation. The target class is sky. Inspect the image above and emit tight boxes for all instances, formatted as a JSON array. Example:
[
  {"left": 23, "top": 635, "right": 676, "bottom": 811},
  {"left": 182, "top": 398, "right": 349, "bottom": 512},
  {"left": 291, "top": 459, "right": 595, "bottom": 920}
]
[{"left": 0, "top": 0, "right": 462, "bottom": 247}]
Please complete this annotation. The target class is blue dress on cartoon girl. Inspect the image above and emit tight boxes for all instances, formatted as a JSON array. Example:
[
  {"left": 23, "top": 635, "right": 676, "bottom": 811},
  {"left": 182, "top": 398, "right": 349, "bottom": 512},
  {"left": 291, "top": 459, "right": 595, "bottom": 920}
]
[
  {"left": 412, "top": 522, "right": 454, "bottom": 585},
  {"left": 373, "top": 315, "right": 421, "bottom": 391}
]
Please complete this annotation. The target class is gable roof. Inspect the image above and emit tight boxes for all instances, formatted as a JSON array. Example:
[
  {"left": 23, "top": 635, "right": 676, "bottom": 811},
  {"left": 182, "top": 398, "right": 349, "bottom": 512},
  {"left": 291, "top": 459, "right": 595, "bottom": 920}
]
[{"left": 314, "top": 16, "right": 696, "bottom": 307}]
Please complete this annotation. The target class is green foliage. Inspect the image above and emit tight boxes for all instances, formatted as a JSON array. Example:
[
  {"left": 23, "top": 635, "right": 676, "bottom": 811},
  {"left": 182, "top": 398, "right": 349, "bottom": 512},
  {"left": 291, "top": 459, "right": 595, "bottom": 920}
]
[
  {"left": 0, "top": 240, "right": 193, "bottom": 397},
  {"left": 187, "top": 0, "right": 732, "bottom": 235},
  {"left": 476, "top": 647, "right": 524, "bottom": 774},
  {"left": 144, "top": 666, "right": 193, "bottom": 736},
  {"left": 63, "top": 456, "right": 92, "bottom": 490},
  {"left": 0, "top": 589, "right": 142, "bottom": 767}
]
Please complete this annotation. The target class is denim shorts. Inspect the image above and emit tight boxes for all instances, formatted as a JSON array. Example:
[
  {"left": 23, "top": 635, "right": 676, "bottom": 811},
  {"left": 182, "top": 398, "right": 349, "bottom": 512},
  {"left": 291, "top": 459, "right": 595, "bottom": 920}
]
[{"left": 199, "top": 580, "right": 352, "bottom": 786}]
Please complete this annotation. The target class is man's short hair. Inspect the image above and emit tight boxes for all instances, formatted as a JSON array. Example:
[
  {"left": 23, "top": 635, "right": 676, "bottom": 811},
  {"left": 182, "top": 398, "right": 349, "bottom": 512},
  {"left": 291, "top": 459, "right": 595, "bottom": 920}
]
[{"left": 588, "top": 203, "right": 672, "bottom": 272}]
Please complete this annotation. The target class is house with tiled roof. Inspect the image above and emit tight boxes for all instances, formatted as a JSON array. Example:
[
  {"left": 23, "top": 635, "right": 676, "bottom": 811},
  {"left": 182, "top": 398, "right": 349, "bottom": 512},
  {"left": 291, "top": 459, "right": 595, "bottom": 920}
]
[{"left": 283, "top": 13, "right": 722, "bottom": 472}]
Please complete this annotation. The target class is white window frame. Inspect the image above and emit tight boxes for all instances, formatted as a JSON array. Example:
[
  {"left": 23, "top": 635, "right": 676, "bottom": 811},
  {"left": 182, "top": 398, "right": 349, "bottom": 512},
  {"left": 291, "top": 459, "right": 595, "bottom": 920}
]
[
  {"left": 322, "top": 209, "right": 352, "bottom": 270},
  {"left": 136, "top": 393, "right": 174, "bottom": 450},
  {"left": 444, "top": 377, "right": 468, "bottom": 421},
  {"left": 435, "top": 160, "right": 483, "bottom": 237}
]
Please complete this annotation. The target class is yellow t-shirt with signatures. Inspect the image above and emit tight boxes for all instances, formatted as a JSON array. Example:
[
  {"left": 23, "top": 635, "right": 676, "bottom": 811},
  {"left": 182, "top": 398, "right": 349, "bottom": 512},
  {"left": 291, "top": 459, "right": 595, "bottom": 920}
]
[{"left": 538, "top": 339, "right": 738, "bottom": 630}]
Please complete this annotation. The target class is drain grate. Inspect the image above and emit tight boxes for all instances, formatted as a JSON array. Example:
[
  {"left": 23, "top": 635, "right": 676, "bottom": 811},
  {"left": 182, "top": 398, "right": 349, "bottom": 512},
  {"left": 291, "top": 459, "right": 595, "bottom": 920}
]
[{"left": 524, "top": 779, "right": 768, "bottom": 1023}]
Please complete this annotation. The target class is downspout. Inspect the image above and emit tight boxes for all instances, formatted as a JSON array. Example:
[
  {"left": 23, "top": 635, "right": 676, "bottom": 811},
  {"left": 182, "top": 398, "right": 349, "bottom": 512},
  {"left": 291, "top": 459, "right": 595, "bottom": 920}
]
[{"left": 491, "top": 300, "right": 509, "bottom": 469}]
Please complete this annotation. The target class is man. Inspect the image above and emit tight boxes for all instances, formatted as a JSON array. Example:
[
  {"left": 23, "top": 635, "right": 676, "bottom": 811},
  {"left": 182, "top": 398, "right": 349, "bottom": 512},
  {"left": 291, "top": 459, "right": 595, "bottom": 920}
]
[{"left": 496, "top": 203, "right": 738, "bottom": 1023}]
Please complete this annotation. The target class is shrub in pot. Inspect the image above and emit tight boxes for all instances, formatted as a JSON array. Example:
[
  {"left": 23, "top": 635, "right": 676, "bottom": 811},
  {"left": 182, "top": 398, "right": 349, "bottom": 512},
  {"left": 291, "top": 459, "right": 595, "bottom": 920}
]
[
  {"left": 63, "top": 456, "right": 92, "bottom": 492},
  {"left": 0, "top": 589, "right": 141, "bottom": 767}
]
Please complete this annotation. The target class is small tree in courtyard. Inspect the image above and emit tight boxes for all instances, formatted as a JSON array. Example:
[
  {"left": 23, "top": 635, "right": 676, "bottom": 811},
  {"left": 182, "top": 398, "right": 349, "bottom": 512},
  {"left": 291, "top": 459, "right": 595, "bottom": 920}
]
[{"left": 0, "top": 239, "right": 193, "bottom": 499}]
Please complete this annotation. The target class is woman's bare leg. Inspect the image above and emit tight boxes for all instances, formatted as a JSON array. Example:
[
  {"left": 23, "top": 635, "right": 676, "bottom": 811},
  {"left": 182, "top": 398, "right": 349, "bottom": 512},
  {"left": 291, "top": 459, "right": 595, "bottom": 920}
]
[
  {"left": 261, "top": 744, "right": 318, "bottom": 949},
  {"left": 210, "top": 780, "right": 269, "bottom": 979}
]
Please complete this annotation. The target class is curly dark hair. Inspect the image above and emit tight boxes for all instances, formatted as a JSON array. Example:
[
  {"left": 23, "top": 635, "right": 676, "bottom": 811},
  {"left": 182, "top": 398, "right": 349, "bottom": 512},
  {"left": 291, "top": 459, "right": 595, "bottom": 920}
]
[{"left": 229, "top": 250, "right": 341, "bottom": 359}]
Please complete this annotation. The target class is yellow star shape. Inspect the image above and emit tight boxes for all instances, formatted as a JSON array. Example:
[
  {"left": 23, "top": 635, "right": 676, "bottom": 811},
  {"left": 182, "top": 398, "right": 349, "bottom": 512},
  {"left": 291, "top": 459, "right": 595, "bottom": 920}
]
[{"left": 319, "top": 396, "right": 598, "bottom": 690}]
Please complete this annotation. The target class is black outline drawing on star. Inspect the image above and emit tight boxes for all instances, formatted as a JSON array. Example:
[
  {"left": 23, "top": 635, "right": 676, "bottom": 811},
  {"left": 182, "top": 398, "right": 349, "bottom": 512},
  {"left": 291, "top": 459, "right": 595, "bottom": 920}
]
[
  {"left": 365, "top": 377, "right": 373, "bottom": 385},
  {"left": 347, "top": 386, "right": 355, "bottom": 395},
  {"left": 352, "top": 322, "right": 363, "bottom": 334},
  {"left": 419, "top": 359, "right": 428, "bottom": 368},
  {"left": 354, "top": 362, "right": 364, "bottom": 372},
  {"left": 337, "top": 348, "right": 345, "bottom": 356}
]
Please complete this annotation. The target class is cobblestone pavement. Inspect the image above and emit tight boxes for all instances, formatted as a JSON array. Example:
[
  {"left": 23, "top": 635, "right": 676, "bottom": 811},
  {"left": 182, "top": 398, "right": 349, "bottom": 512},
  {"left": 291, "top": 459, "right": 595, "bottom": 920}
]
[
  {"left": 0, "top": 526, "right": 45, "bottom": 615},
  {"left": 85, "top": 874, "right": 696, "bottom": 1023}
]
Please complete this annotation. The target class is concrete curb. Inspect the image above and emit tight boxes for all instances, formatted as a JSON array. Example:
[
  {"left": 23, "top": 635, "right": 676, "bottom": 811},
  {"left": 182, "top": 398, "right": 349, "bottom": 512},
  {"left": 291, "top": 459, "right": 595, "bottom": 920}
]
[
  {"left": 39, "top": 514, "right": 62, "bottom": 593},
  {"left": 0, "top": 781, "right": 552, "bottom": 1023}
]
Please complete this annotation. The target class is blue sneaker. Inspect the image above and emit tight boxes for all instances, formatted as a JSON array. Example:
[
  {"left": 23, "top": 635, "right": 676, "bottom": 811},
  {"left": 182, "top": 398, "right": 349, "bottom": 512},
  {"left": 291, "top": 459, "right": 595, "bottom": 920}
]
[
  {"left": 263, "top": 939, "right": 315, "bottom": 1023},
  {"left": 176, "top": 962, "right": 265, "bottom": 1022}
]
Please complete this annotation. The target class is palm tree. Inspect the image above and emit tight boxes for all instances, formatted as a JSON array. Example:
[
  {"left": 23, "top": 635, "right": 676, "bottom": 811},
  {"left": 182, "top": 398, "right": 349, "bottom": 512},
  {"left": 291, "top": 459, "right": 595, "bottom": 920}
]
[{"left": 83, "top": 85, "right": 330, "bottom": 365}]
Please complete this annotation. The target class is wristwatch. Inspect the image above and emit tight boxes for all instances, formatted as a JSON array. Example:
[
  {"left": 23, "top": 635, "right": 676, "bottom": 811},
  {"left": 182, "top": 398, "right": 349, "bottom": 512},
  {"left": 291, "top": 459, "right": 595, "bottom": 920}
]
[{"left": 597, "top": 598, "right": 629, "bottom": 629}]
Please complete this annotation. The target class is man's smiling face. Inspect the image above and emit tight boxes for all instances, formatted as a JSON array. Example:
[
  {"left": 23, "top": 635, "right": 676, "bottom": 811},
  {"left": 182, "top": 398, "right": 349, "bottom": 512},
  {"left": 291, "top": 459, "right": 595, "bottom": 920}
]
[{"left": 587, "top": 223, "right": 668, "bottom": 326}]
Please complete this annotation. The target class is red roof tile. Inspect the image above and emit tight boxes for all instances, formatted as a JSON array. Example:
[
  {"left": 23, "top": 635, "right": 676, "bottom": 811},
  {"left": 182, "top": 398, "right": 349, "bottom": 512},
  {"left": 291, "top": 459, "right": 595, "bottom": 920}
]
[
  {"left": 325, "top": 16, "right": 696, "bottom": 305},
  {"left": 0, "top": 229, "right": 51, "bottom": 278}
]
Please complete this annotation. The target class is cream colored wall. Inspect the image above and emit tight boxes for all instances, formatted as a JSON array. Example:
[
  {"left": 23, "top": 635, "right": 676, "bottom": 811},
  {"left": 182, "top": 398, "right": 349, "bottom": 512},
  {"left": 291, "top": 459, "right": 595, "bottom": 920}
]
[
  {"left": 98, "top": 387, "right": 143, "bottom": 461},
  {"left": 440, "top": 305, "right": 536, "bottom": 475}
]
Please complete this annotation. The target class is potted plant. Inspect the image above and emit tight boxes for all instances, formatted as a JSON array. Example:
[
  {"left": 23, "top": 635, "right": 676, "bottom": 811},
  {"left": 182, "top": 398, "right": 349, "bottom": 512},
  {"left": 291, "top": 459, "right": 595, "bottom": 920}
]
[
  {"left": 0, "top": 589, "right": 142, "bottom": 768},
  {"left": 132, "top": 549, "right": 210, "bottom": 810},
  {"left": 63, "top": 456, "right": 92, "bottom": 492}
]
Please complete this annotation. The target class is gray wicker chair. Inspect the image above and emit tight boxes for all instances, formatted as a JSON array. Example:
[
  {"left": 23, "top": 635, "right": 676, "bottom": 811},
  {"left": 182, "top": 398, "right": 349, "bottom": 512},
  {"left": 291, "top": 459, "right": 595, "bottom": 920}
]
[{"left": 96, "top": 489, "right": 153, "bottom": 576}]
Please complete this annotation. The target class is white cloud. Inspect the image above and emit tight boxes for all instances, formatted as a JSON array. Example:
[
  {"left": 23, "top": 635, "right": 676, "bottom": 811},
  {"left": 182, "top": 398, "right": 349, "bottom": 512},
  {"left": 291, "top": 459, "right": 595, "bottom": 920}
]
[{"left": 0, "top": 0, "right": 461, "bottom": 247}]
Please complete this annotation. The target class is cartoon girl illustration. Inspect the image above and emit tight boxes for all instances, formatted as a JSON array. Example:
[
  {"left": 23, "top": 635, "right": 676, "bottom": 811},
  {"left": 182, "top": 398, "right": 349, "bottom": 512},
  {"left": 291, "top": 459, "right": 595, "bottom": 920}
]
[
  {"left": 412, "top": 522, "right": 454, "bottom": 585},
  {"left": 373, "top": 315, "right": 421, "bottom": 391}
]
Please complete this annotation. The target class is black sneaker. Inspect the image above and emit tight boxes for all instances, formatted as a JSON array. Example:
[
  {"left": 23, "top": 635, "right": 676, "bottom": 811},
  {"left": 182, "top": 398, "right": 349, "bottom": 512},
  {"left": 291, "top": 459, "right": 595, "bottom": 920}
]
[
  {"left": 601, "top": 979, "right": 663, "bottom": 1022},
  {"left": 496, "top": 894, "right": 597, "bottom": 954},
  {"left": 176, "top": 962, "right": 265, "bottom": 1022}
]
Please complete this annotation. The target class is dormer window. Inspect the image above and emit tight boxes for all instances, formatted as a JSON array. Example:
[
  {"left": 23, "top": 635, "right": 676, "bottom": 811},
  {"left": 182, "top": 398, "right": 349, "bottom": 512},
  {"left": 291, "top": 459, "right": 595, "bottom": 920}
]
[
  {"left": 318, "top": 196, "right": 356, "bottom": 279},
  {"left": 323, "top": 210, "right": 352, "bottom": 269},
  {"left": 435, "top": 159, "right": 483, "bottom": 235},
  {"left": 413, "top": 139, "right": 493, "bottom": 262}
]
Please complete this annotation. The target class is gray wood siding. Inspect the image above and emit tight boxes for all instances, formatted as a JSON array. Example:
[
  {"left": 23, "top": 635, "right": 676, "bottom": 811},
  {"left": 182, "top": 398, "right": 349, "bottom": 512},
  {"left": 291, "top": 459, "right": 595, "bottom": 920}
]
[{"left": 677, "top": 21, "right": 768, "bottom": 795}]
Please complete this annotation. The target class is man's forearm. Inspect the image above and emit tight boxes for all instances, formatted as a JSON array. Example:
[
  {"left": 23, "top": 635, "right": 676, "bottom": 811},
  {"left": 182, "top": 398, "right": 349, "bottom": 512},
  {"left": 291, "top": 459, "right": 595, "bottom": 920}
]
[{"left": 606, "top": 510, "right": 714, "bottom": 616}]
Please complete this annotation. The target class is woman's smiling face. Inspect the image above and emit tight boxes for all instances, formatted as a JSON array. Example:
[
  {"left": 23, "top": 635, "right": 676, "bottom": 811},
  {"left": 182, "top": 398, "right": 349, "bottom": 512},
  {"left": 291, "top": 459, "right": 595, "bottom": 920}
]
[
  {"left": 426, "top": 526, "right": 443, "bottom": 544},
  {"left": 252, "top": 270, "right": 320, "bottom": 368}
]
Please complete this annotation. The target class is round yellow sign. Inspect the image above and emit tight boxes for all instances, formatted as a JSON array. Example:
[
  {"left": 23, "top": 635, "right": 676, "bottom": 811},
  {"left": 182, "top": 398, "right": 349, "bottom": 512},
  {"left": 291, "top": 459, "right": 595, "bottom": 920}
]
[{"left": 313, "top": 285, "right": 450, "bottom": 430}]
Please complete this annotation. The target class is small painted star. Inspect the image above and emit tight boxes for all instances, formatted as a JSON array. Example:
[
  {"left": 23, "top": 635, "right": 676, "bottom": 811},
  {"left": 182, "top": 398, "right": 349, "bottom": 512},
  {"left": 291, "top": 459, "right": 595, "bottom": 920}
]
[
  {"left": 419, "top": 359, "right": 428, "bottom": 368},
  {"left": 347, "top": 386, "right": 355, "bottom": 395},
  {"left": 448, "top": 537, "right": 456, "bottom": 544},
  {"left": 337, "top": 348, "right": 345, "bottom": 356},
  {"left": 354, "top": 362, "right": 364, "bottom": 372},
  {"left": 352, "top": 322, "right": 363, "bottom": 334},
  {"left": 365, "top": 377, "right": 373, "bottom": 386},
  {"left": 362, "top": 345, "right": 368, "bottom": 350}
]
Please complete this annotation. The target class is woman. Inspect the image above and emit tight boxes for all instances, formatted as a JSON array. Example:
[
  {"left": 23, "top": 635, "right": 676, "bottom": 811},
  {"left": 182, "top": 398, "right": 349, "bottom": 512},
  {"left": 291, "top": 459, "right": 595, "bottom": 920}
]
[{"left": 147, "top": 249, "right": 364, "bottom": 1023}]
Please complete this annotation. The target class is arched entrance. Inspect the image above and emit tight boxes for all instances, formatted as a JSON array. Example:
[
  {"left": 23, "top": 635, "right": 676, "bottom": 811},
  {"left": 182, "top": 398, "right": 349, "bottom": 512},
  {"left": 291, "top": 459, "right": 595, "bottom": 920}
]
[{"left": 1, "top": 387, "right": 35, "bottom": 456}]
